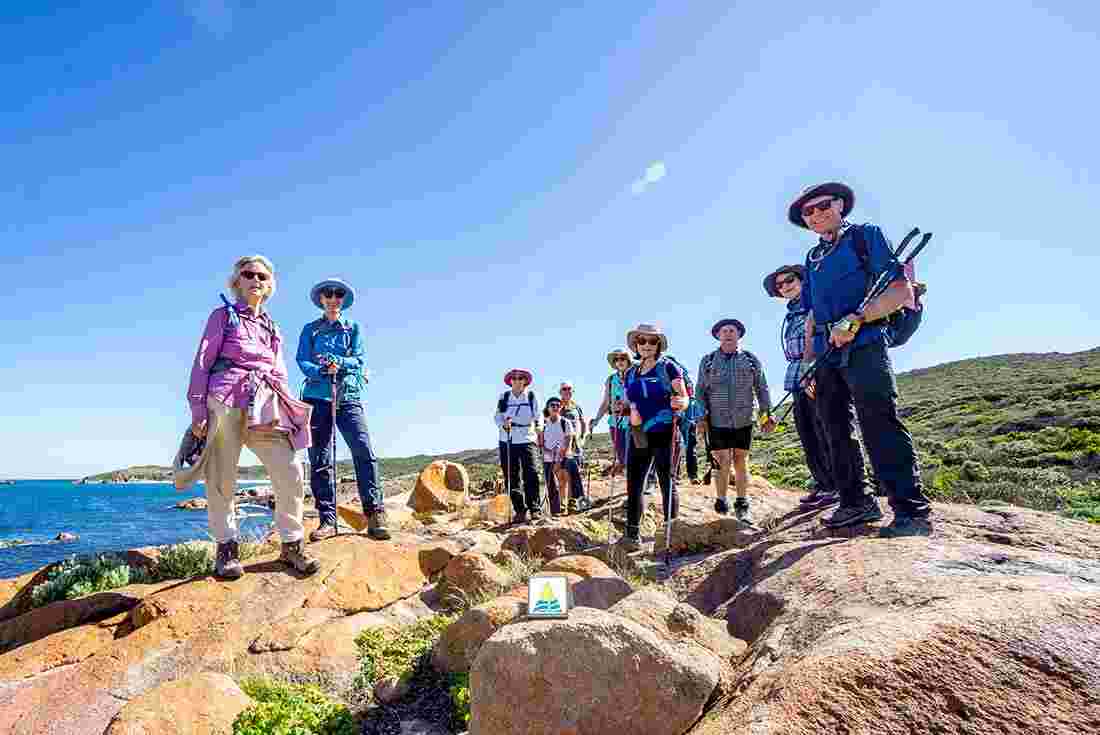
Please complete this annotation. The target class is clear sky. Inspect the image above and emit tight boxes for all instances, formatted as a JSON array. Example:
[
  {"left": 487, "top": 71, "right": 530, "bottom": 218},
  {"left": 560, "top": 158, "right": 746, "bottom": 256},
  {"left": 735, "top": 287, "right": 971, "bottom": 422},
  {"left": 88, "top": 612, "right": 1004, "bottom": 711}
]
[{"left": 2, "top": 2, "right": 1098, "bottom": 478}]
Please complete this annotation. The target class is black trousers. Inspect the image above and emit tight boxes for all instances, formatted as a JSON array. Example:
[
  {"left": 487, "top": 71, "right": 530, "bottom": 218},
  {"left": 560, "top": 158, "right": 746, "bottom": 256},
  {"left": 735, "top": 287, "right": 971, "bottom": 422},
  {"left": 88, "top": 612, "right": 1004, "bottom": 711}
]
[
  {"left": 499, "top": 441, "right": 541, "bottom": 515},
  {"left": 815, "top": 341, "right": 931, "bottom": 517},
  {"left": 626, "top": 427, "right": 677, "bottom": 537},
  {"left": 684, "top": 428, "right": 699, "bottom": 480},
  {"left": 792, "top": 390, "right": 836, "bottom": 494}
]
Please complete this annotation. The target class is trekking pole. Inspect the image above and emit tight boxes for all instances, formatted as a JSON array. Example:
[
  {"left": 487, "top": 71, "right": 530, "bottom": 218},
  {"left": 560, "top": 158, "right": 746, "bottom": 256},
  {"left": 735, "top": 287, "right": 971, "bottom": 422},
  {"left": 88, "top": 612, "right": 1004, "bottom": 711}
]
[
  {"left": 606, "top": 427, "right": 619, "bottom": 556},
  {"left": 331, "top": 371, "right": 340, "bottom": 536},
  {"left": 771, "top": 227, "right": 926, "bottom": 425},
  {"left": 665, "top": 415, "right": 681, "bottom": 572}
]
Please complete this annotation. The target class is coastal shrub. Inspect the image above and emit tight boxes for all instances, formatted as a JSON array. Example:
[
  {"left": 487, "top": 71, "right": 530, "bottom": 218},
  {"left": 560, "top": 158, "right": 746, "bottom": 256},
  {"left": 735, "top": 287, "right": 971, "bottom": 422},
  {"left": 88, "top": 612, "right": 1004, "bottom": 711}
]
[
  {"left": 233, "top": 678, "right": 356, "bottom": 735},
  {"left": 149, "top": 543, "right": 215, "bottom": 581},
  {"left": 960, "top": 460, "right": 991, "bottom": 482},
  {"left": 1061, "top": 481, "right": 1100, "bottom": 524},
  {"left": 31, "top": 554, "right": 133, "bottom": 607},
  {"left": 356, "top": 614, "right": 455, "bottom": 687},
  {"left": 449, "top": 672, "right": 471, "bottom": 726}
]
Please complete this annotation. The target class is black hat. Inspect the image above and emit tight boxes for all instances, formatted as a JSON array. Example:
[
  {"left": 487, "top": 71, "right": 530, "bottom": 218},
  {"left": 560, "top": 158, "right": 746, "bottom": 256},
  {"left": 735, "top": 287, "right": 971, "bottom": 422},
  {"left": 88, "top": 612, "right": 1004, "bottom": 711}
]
[
  {"left": 710, "top": 318, "right": 746, "bottom": 339},
  {"left": 763, "top": 264, "right": 806, "bottom": 297},
  {"left": 788, "top": 182, "right": 854, "bottom": 228}
]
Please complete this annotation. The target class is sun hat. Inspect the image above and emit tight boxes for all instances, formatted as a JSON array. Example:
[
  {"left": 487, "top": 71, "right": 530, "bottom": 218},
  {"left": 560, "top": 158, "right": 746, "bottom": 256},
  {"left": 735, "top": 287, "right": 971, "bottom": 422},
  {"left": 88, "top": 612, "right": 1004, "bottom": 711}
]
[
  {"left": 607, "top": 349, "right": 631, "bottom": 369},
  {"left": 710, "top": 318, "right": 746, "bottom": 339},
  {"left": 559, "top": 381, "right": 574, "bottom": 390},
  {"left": 787, "top": 182, "right": 855, "bottom": 229},
  {"left": 626, "top": 323, "right": 668, "bottom": 353},
  {"left": 763, "top": 264, "right": 807, "bottom": 297},
  {"left": 504, "top": 368, "right": 534, "bottom": 386},
  {"left": 310, "top": 278, "right": 356, "bottom": 309}
]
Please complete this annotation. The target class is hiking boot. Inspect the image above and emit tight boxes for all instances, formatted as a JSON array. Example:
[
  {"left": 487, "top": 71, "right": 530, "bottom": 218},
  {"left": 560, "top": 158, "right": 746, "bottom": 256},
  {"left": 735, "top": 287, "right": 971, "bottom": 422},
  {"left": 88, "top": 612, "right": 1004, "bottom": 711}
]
[
  {"left": 616, "top": 534, "right": 642, "bottom": 553},
  {"left": 512, "top": 510, "right": 527, "bottom": 525},
  {"left": 702, "top": 471, "right": 712, "bottom": 486},
  {"left": 214, "top": 540, "right": 243, "bottom": 580},
  {"left": 822, "top": 500, "right": 884, "bottom": 529},
  {"left": 799, "top": 489, "right": 839, "bottom": 508},
  {"left": 714, "top": 497, "right": 730, "bottom": 515},
  {"left": 279, "top": 540, "right": 321, "bottom": 575},
  {"left": 309, "top": 522, "right": 338, "bottom": 543},
  {"left": 879, "top": 514, "right": 933, "bottom": 538},
  {"left": 734, "top": 497, "right": 751, "bottom": 523},
  {"left": 573, "top": 496, "right": 592, "bottom": 512},
  {"left": 367, "top": 509, "right": 392, "bottom": 541}
]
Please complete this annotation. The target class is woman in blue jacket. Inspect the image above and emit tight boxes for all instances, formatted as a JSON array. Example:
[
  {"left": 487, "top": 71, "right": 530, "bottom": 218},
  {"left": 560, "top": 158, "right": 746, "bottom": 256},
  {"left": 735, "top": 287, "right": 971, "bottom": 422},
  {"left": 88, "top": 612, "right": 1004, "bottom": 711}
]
[{"left": 296, "top": 278, "right": 389, "bottom": 541}]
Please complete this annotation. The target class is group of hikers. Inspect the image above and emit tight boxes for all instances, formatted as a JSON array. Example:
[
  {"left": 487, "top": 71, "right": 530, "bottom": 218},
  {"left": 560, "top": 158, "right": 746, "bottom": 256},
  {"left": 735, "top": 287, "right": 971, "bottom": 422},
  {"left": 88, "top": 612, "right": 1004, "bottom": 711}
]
[{"left": 178, "top": 179, "right": 932, "bottom": 580}]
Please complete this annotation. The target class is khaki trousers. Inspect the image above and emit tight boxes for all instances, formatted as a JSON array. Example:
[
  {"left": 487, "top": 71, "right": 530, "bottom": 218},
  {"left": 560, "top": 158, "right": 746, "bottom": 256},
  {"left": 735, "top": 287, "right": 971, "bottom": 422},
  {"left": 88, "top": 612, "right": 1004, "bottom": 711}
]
[{"left": 204, "top": 397, "right": 305, "bottom": 543}]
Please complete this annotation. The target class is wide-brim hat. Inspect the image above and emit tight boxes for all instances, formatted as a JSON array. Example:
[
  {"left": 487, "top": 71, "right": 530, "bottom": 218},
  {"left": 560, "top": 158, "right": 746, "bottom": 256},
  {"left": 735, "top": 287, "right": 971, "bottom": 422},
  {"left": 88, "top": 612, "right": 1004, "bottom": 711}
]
[
  {"left": 607, "top": 349, "right": 632, "bottom": 369},
  {"left": 788, "top": 182, "right": 855, "bottom": 229},
  {"left": 711, "top": 318, "right": 746, "bottom": 339},
  {"left": 172, "top": 411, "right": 223, "bottom": 491},
  {"left": 310, "top": 278, "right": 356, "bottom": 309},
  {"left": 626, "top": 323, "right": 668, "bottom": 353},
  {"left": 763, "top": 264, "right": 807, "bottom": 297},
  {"left": 504, "top": 368, "right": 534, "bottom": 386}
]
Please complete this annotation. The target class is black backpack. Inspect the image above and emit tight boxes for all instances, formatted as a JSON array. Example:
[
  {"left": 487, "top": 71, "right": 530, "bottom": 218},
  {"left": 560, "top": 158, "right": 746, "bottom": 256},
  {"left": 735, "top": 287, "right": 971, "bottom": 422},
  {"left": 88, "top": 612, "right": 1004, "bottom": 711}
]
[
  {"left": 849, "top": 226, "right": 925, "bottom": 348},
  {"left": 498, "top": 390, "right": 536, "bottom": 416}
]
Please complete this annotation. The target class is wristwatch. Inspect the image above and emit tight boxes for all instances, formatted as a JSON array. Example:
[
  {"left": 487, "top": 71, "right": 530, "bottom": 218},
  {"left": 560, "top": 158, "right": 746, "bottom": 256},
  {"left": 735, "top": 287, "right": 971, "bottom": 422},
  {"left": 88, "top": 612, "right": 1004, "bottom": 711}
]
[{"left": 837, "top": 315, "right": 863, "bottom": 334}]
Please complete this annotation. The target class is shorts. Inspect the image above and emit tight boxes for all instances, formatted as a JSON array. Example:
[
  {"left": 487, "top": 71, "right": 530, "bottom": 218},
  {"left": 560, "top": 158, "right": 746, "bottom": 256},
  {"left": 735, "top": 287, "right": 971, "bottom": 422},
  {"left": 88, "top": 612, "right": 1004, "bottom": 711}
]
[{"left": 708, "top": 425, "right": 752, "bottom": 451}]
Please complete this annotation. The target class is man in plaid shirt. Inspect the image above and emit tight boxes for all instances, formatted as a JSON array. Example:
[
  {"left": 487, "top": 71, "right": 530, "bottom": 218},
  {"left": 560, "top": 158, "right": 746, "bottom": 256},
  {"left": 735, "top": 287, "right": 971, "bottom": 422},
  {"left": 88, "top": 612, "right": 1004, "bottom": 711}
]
[{"left": 764, "top": 264, "right": 838, "bottom": 508}]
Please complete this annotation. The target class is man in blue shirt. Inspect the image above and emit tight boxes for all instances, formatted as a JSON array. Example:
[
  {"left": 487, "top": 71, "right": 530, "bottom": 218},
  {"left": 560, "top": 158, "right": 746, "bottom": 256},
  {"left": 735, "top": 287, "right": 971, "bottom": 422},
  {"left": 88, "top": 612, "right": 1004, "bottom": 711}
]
[{"left": 790, "top": 182, "right": 932, "bottom": 537}]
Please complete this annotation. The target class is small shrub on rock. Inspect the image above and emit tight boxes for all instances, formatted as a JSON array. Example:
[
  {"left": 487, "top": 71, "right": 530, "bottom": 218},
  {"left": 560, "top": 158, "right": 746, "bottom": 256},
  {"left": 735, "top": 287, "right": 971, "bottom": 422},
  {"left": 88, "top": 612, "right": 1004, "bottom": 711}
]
[
  {"left": 449, "top": 672, "right": 471, "bottom": 726},
  {"left": 31, "top": 554, "right": 133, "bottom": 607},
  {"left": 233, "top": 678, "right": 356, "bottom": 735},
  {"left": 356, "top": 614, "right": 455, "bottom": 686},
  {"left": 149, "top": 543, "right": 214, "bottom": 581}
]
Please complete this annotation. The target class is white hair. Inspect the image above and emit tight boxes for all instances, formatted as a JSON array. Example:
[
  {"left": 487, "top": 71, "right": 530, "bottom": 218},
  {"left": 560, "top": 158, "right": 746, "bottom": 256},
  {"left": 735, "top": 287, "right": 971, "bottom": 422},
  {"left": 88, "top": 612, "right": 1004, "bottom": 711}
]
[{"left": 227, "top": 255, "right": 277, "bottom": 304}]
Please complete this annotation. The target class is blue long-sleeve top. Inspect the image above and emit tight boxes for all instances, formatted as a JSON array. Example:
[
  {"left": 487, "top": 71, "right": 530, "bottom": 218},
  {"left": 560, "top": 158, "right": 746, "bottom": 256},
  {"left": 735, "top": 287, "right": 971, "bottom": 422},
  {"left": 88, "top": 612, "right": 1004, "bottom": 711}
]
[{"left": 296, "top": 316, "right": 366, "bottom": 402}]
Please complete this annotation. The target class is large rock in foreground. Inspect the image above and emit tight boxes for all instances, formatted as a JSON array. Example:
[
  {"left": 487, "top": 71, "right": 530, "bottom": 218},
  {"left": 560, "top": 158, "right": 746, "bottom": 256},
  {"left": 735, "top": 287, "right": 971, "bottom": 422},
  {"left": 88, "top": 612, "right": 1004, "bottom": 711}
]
[
  {"left": 408, "top": 460, "right": 469, "bottom": 512},
  {"left": 681, "top": 500, "right": 1100, "bottom": 735},
  {"left": 471, "top": 607, "right": 721, "bottom": 735},
  {"left": 103, "top": 672, "right": 251, "bottom": 735}
]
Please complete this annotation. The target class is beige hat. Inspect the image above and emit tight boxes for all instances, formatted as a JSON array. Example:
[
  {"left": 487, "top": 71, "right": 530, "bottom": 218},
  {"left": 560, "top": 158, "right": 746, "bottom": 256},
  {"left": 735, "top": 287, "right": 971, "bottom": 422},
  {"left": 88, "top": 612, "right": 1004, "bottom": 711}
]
[
  {"left": 171, "top": 411, "right": 224, "bottom": 491},
  {"left": 626, "top": 323, "right": 668, "bottom": 353},
  {"left": 606, "top": 349, "right": 631, "bottom": 369}
]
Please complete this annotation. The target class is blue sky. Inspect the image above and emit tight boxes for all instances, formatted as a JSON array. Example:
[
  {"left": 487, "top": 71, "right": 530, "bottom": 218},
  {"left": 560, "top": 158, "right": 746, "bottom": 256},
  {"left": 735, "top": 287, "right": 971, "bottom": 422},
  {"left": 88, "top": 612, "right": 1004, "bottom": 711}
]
[{"left": 2, "top": 2, "right": 1098, "bottom": 478}]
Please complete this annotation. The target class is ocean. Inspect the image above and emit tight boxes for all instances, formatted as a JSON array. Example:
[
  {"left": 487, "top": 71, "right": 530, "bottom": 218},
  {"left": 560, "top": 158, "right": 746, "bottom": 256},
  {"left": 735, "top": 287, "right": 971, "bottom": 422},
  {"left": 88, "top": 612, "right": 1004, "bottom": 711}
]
[{"left": 0, "top": 480, "right": 274, "bottom": 579}]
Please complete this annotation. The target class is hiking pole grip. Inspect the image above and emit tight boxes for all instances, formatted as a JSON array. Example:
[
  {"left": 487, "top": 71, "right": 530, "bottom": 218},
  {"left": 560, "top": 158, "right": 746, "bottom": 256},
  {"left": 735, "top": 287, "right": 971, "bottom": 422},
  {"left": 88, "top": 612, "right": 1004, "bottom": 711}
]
[{"left": 903, "top": 232, "right": 933, "bottom": 264}]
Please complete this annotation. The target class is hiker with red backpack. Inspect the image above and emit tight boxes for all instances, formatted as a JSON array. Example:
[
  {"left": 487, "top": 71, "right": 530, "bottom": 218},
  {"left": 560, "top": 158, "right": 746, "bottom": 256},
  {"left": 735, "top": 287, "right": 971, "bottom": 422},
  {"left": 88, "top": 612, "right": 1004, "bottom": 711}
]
[
  {"left": 616, "top": 324, "right": 689, "bottom": 552},
  {"left": 764, "top": 265, "right": 838, "bottom": 509},
  {"left": 495, "top": 369, "right": 543, "bottom": 524},
  {"left": 695, "top": 318, "right": 775, "bottom": 522},
  {"left": 186, "top": 255, "right": 320, "bottom": 580},
  {"left": 296, "top": 278, "right": 390, "bottom": 542},
  {"left": 791, "top": 181, "right": 932, "bottom": 537}
]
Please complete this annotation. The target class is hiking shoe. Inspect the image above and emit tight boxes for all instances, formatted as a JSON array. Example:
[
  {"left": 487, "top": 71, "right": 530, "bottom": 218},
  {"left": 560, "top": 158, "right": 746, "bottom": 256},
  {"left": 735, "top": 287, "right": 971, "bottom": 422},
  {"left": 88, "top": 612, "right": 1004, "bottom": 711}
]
[
  {"left": 512, "top": 510, "right": 527, "bottom": 525},
  {"left": 822, "top": 501, "right": 884, "bottom": 529},
  {"left": 702, "top": 471, "right": 712, "bottom": 486},
  {"left": 879, "top": 515, "right": 933, "bottom": 538},
  {"left": 714, "top": 497, "right": 730, "bottom": 515},
  {"left": 215, "top": 540, "right": 243, "bottom": 580},
  {"left": 799, "top": 489, "right": 839, "bottom": 508},
  {"left": 279, "top": 540, "right": 321, "bottom": 575},
  {"left": 734, "top": 497, "right": 751, "bottom": 523},
  {"left": 367, "top": 509, "right": 392, "bottom": 540},
  {"left": 573, "top": 497, "right": 592, "bottom": 512},
  {"left": 616, "top": 534, "right": 642, "bottom": 553},
  {"left": 309, "top": 522, "right": 338, "bottom": 543}
]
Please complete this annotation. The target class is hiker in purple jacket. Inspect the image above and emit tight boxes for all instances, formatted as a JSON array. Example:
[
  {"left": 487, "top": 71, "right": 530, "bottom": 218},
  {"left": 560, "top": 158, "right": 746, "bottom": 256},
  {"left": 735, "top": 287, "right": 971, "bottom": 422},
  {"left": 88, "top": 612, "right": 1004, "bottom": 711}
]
[{"left": 187, "top": 255, "right": 320, "bottom": 579}]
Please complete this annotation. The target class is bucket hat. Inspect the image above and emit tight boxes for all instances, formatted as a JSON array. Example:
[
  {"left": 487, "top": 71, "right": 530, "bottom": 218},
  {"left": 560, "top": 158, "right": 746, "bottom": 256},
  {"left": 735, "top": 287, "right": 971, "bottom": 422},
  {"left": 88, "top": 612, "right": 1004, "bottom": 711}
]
[
  {"left": 710, "top": 318, "right": 746, "bottom": 339},
  {"left": 504, "top": 368, "right": 534, "bottom": 386},
  {"left": 626, "top": 323, "right": 668, "bottom": 353},
  {"left": 310, "top": 278, "right": 356, "bottom": 309},
  {"left": 788, "top": 182, "right": 854, "bottom": 228},
  {"left": 606, "top": 349, "right": 631, "bottom": 369},
  {"left": 763, "top": 264, "right": 807, "bottom": 297}
]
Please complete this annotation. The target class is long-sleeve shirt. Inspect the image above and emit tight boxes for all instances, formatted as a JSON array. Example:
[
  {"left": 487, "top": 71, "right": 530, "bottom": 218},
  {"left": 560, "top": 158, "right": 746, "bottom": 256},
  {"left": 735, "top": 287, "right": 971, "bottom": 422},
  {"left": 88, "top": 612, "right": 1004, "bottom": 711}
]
[
  {"left": 494, "top": 390, "right": 541, "bottom": 444},
  {"left": 695, "top": 348, "right": 772, "bottom": 429},
  {"left": 187, "top": 300, "right": 291, "bottom": 424},
  {"left": 296, "top": 316, "right": 366, "bottom": 403},
  {"left": 781, "top": 299, "right": 811, "bottom": 393}
]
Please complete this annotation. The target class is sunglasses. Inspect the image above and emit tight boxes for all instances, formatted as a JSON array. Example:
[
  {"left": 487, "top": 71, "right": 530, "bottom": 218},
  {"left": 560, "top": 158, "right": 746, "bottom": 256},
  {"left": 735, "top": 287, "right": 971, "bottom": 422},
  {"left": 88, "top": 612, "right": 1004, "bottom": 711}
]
[
  {"left": 775, "top": 274, "right": 798, "bottom": 288},
  {"left": 615, "top": 357, "right": 629, "bottom": 362},
  {"left": 239, "top": 270, "right": 269, "bottom": 282},
  {"left": 801, "top": 198, "right": 836, "bottom": 218},
  {"left": 561, "top": 387, "right": 573, "bottom": 392},
  {"left": 636, "top": 337, "right": 661, "bottom": 347},
  {"left": 321, "top": 288, "right": 346, "bottom": 299}
]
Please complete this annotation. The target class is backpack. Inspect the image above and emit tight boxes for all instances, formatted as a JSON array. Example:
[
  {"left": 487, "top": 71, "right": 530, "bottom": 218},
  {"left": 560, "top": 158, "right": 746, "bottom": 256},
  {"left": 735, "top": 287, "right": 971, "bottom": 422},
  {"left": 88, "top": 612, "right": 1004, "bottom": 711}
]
[
  {"left": 625, "top": 356, "right": 703, "bottom": 431},
  {"left": 849, "top": 226, "right": 925, "bottom": 348},
  {"left": 498, "top": 390, "right": 536, "bottom": 417}
]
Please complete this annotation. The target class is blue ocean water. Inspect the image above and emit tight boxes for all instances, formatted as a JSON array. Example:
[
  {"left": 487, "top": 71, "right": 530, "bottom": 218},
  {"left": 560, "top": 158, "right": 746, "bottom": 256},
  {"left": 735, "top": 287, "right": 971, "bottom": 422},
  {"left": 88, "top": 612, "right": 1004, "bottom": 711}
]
[{"left": 0, "top": 480, "right": 273, "bottom": 579}]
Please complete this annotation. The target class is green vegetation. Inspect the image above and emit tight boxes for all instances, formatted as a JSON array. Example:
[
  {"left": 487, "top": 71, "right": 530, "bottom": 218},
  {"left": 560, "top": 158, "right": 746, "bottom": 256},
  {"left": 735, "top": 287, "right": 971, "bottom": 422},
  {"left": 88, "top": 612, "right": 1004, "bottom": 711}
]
[
  {"left": 147, "top": 542, "right": 215, "bottom": 580},
  {"left": 232, "top": 678, "right": 356, "bottom": 735},
  {"left": 30, "top": 554, "right": 134, "bottom": 607},
  {"left": 748, "top": 347, "right": 1100, "bottom": 522},
  {"left": 356, "top": 614, "right": 455, "bottom": 685},
  {"left": 449, "top": 672, "right": 471, "bottom": 727}
]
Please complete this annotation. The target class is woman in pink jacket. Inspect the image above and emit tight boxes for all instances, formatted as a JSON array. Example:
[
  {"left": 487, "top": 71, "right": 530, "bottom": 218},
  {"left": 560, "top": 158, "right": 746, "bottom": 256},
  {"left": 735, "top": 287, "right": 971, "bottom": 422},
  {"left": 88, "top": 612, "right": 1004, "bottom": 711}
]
[{"left": 187, "top": 255, "right": 320, "bottom": 579}]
